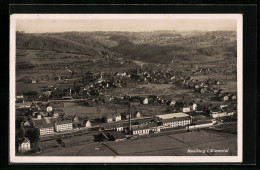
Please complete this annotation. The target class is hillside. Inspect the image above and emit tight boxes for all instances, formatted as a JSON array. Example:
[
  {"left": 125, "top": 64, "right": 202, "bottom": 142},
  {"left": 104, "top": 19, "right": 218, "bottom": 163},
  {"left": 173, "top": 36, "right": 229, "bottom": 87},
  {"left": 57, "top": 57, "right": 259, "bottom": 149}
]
[
  {"left": 16, "top": 32, "right": 109, "bottom": 56},
  {"left": 16, "top": 31, "right": 237, "bottom": 64}
]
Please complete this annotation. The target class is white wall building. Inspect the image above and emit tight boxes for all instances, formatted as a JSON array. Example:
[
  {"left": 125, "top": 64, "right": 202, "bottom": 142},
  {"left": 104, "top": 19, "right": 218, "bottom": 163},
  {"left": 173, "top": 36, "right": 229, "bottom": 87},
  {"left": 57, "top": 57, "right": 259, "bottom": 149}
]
[
  {"left": 210, "top": 111, "right": 228, "bottom": 118},
  {"left": 39, "top": 126, "right": 55, "bottom": 135},
  {"left": 142, "top": 98, "right": 149, "bottom": 105},
  {"left": 181, "top": 106, "right": 191, "bottom": 113},
  {"left": 83, "top": 119, "right": 92, "bottom": 128},
  {"left": 113, "top": 114, "right": 121, "bottom": 121},
  {"left": 18, "top": 137, "right": 30, "bottom": 153},
  {"left": 55, "top": 121, "right": 73, "bottom": 132}
]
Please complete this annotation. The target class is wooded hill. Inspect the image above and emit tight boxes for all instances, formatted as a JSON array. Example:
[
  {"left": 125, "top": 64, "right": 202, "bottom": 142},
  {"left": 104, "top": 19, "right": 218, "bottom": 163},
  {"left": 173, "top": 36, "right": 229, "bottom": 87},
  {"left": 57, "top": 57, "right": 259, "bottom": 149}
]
[{"left": 16, "top": 31, "right": 237, "bottom": 64}]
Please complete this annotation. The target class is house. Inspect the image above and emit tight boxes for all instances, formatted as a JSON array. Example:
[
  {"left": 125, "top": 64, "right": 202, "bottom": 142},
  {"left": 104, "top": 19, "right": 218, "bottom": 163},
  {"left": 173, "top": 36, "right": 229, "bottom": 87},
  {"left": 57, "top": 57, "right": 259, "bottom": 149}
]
[
  {"left": 168, "top": 100, "right": 177, "bottom": 106},
  {"left": 18, "top": 137, "right": 30, "bottom": 153},
  {"left": 72, "top": 115, "right": 80, "bottom": 124},
  {"left": 83, "top": 119, "right": 92, "bottom": 128},
  {"left": 120, "top": 112, "right": 133, "bottom": 120},
  {"left": 46, "top": 106, "right": 53, "bottom": 113},
  {"left": 55, "top": 120, "right": 73, "bottom": 132},
  {"left": 195, "top": 85, "right": 200, "bottom": 89},
  {"left": 180, "top": 105, "right": 191, "bottom": 113},
  {"left": 231, "top": 95, "right": 237, "bottom": 100},
  {"left": 103, "top": 115, "right": 113, "bottom": 123},
  {"left": 134, "top": 111, "right": 141, "bottom": 118},
  {"left": 116, "top": 125, "right": 124, "bottom": 131},
  {"left": 107, "top": 131, "right": 126, "bottom": 142},
  {"left": 72, "top": 115, "right": 80, "bottom": 128},
  {"left": 33, "top": 118, "right": 56, "bottom": 136},
  {"left": 53, "top": 112, "right": 59, "bottom": 118},
  {"left": 113, "top": 114, "right": 121, "bottom": 121},
  {"left": 16, "top": 93, "right": 24, "bottom": 103},
  {"left": 131, "top": 123, "right": 160, "bottom": 135},
  {"left": 38, "top": 124, "right": 55, "bottom": 135},
  {"left": 210, "top": 111, "right": 228, "bottom": 118},
  {"left": 16, "top": 93, "right": 24, "bottom": 99},
  {"left": 142, "top": 98, "right": 149, "bottom": 105},
  {"left": 190, "top": 103, "right": 197, "bottom": 111},
  {"left": 121, "top": 111, "right": 141, "bottom": 120},
  {"left": 31, "top": 79, "right": 38, "bottom": 84},
  {"left": 223, "top": 96, "right": 229, "bottom": 101}
]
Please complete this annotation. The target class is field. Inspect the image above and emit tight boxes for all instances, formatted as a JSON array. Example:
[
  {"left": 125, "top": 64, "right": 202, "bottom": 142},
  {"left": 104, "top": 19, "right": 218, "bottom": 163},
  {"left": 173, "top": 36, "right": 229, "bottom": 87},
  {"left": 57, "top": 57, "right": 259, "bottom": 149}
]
[
  {"left": 60, "top": 102, "right": 122, "bottom": 119},
  {"left": 37, "top": 130, "right": 237, "bottom": 156},
  {"left": 56, "top": 101, "right": 167, "bottom": 118}
]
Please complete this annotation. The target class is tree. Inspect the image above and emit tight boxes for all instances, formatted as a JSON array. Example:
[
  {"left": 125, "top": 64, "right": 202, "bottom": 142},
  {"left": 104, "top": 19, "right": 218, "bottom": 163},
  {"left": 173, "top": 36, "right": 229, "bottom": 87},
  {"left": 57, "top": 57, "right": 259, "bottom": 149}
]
[{"left": 25, "top": 128, "right": 39, "bottom": 144}]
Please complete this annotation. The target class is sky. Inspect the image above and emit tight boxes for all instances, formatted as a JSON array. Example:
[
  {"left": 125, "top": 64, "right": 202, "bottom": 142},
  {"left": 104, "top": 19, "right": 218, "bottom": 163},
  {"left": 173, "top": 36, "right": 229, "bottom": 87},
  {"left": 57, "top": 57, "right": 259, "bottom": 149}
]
[{"left": 16, "top": 19, "right": 237, "bottom": 33}]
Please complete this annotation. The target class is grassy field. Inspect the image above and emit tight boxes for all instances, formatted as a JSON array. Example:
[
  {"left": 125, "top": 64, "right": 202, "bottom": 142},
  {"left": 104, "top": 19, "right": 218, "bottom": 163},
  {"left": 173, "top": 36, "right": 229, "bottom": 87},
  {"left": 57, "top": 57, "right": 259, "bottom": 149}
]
[
  {"left": 16, "top": 80, "right": 61, "bottom": 94},
  {"left": 60, "top": 102, "right": 120, "bottom": 119},
  {"left": 37, "top": 130, "right": 237, "bottom": 156},
  {"left": 59, "top": 101, "right": 166, "bottom": 118},
  {"left": 222, "top": 81, "right": 237, "bottom": 93},
  {"left": 23, "top": 50, "right": 94, "bottom": 65},
  {"left": 38, "top": 142, "right": 116, "bottom": 156}
]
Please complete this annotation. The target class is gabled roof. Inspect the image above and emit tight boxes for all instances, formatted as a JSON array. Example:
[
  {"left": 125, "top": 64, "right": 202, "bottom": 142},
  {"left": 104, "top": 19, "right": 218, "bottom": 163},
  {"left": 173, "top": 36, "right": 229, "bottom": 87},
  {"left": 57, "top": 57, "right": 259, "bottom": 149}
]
[
  {"left": 113, "top": 114, "right": 121, "bottom": 117},
  {"left": 83, "top": 119, "right": 91, "bottom": 123},
  {"left": 33, "top": 118, "right": 56, "bottom": 128},
  {"left": 19, "top": 137, "right": 30, "bottom": 144},
  {"left": 105, "top": 115, "right": 113, "bottom": 119},
  {"left": 56, "top": 120, "right": 72, "bottom": 125}
]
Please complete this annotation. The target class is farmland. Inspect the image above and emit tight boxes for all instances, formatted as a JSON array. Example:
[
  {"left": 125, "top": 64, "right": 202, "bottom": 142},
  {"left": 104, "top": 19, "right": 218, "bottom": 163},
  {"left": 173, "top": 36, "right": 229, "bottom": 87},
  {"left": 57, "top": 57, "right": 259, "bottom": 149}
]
[{"left": 37, "top": 130, "right": 237, "bottom": 156}]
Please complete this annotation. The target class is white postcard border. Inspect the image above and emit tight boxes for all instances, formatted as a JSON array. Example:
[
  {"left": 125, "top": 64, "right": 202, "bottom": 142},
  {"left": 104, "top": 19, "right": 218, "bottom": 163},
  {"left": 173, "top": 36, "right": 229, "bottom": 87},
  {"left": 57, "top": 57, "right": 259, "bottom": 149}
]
[{"left": 10, "top": 14, "right": 243, "bottom": 163}]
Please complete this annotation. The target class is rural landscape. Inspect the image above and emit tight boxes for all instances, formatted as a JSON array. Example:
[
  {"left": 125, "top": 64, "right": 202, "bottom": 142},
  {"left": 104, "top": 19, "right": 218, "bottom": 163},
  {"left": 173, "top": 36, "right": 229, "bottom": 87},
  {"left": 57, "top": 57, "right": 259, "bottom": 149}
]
[{"left": 15, "top": 27, "right": 238, "bottom": 156}]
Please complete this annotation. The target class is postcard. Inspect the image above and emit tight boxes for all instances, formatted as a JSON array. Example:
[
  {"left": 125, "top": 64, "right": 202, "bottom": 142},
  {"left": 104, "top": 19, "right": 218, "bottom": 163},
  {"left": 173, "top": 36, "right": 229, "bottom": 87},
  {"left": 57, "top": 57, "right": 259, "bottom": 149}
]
[{"left": 10, "top": 14, "right": 243, "bottom": 163}]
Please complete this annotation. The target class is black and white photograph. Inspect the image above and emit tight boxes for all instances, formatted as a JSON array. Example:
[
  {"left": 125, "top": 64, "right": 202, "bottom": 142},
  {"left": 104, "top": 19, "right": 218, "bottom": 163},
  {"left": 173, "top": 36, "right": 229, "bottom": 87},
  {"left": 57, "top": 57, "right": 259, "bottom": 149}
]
[{"left": 9, "top": 14, "right": 243, "bottom": 163}]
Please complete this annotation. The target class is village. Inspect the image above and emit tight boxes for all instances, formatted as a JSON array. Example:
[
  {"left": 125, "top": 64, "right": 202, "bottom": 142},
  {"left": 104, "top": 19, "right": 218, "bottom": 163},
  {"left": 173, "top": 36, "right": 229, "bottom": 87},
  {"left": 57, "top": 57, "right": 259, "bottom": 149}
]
[
  {"left": 15, "top": 62, "right": 237, "bottom": 155},
  {"left": 14, "top": 29, "right": 238, "bottom": 156}
]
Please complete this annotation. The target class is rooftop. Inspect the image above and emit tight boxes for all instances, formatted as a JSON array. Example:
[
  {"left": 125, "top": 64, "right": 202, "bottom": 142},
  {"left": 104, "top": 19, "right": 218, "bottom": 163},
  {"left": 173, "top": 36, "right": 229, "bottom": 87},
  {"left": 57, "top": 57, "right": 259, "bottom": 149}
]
[
  {"left": 155, "top": 112, "right": 190, "bottom": 119},
  {"left": 131, "top": 123, "right": 158, "bottom": 131},
  {"left": 160, "top": 116, "right": 190, "bottom": 123}
]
